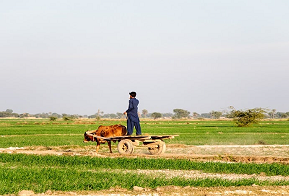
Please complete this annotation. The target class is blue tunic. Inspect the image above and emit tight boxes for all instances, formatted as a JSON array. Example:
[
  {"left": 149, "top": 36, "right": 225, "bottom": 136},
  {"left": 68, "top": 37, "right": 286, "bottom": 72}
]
[
  {"left": 126, "top": 98, "right": 140, "bottom": 122},
  {"left": 126, "top": 98, "right": 141, "bottom": 135}
]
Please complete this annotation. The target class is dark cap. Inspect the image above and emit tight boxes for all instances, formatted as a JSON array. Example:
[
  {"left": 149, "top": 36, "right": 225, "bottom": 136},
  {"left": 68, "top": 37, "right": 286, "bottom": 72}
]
[{"left": 129, "top": 91, "right": 137, "bottom": 97}]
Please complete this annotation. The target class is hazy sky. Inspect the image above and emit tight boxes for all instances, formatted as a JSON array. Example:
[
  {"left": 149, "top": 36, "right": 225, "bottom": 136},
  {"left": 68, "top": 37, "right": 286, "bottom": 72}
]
[{"left": 1, "top": 0, "right": 289, "bottom": 115}]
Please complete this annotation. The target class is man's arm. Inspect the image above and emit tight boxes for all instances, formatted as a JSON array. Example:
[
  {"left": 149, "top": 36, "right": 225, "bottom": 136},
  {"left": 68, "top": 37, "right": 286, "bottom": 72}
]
[{"left": 124, "top": 99, "right": 134, "bottom": 114}]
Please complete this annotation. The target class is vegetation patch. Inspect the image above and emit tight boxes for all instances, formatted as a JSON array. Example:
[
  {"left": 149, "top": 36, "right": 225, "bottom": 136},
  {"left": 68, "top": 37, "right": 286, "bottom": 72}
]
[
  {"left": 1, "top": 155, "right": 289, "bottom": 195},
  {"left": 2, "top": 153, "right": 289, "bottom": 175},
  {"left": 1, "top": 119, "right": 289, "bottom": 195}
]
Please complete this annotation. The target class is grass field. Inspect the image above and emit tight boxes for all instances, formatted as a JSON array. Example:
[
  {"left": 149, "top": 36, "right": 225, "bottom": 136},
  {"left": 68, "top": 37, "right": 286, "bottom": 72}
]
[
  {"left": 1, "top": 118, "right": 289, "bottom": 195},
  {"left": 1, "top": 153, "right": 289, "bottom": 195},
  {"left": 1, "top": 118, "right": 289, "bottom": 147}
]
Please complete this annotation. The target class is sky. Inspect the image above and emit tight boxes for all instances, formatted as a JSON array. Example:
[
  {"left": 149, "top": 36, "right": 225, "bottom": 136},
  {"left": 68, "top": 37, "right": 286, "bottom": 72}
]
[{"left": 1, "top": 0, "right": 289, "bottom": 115}]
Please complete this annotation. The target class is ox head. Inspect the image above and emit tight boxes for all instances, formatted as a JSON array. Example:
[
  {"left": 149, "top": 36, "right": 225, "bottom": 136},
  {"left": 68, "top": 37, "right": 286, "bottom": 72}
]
[{"left": 83, "top": 131, "right": 95, "bottom": 142}]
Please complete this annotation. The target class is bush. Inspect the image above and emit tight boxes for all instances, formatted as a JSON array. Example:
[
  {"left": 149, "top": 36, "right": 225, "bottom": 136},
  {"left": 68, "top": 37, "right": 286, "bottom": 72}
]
[
  {"left": 229, "top": 108, "right": 266, "bottom": 127},
  {"left": 63, "top": 116, "right": 71, "bottom": 121},
  {"left": 173, "top": 109, "right": 190, "bottom": 119},
  {"left": 151, "top": 112, "right": 162, "bottom": 120},
  {"left": 49, "top": 116, "right": 57, "bottom": 121},
  {"left": 210, "top": 111, "right": 223, "bottom": 119}
]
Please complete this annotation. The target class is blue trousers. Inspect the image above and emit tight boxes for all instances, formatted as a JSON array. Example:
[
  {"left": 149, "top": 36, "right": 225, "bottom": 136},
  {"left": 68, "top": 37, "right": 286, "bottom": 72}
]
[{"left": 127, "top": 118, "right": 141, "bottom": 135}]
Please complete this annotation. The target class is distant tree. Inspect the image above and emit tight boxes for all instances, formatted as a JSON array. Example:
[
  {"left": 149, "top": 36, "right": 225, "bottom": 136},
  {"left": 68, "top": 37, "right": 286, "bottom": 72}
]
[
  {"left": 51, "top": 113, "right": 61, "bottom": 118},
  {"left": 210, "top": 111, "right": 222, "bottom": 119},
  {"left": 200, "top": 113, "right": 211, "bottom": 118},
  {"left": 63, "top": 116, "right": 71, "bottom": 121},
  {"left": 162, "top": 113, "right": 174, "bottom": 118},
  {"left": 229, "top": 108, "right": 266, "bottom": 127},
  {"left": 34, "top": 113, "right": 49, "bottom": 118},
  {"left": 116, "top": 112, "right": 124, "bottom": 119},
  {"left": 101, "top": 114, "right": 108, "bottom": 118},
  {"left": 268, "top": 109, "right": 277, "bottom": 119},
  {"left": 96, "top": 115, "right": 101, "bottom": 121},
  {"left": 111, "top": 114, "right": 118, "bottom": 118},
  {"left": 20, "top": 113, "right": 29, "bottom": 118},
  {"left": 280, "top": 113, "right": 288, "bottom": 118},
  {"left": 142, "top": 109, "right": 148, "bottom": 118},
  {"left": 88, "top": 114, "right": 96, "bottom": 118},
  {"left": 6, "top": 109, "right": 13, "bottom": 113},
  {"left": 173, "top": 109, "right": 190, "bottom": 119},
  {"left": 192, "top": 112, "right": 200, "bottom": 119},
  {"left": 70, "top": 115, "right": 78, "bottom": 119},
  {"left": 49, "top": 116, "right": 57, "bottom": 121},
  {"left": 276, "top": 112, "right": 288, "bottom": 119},
  {"left": 96, "top": 109, "right": 103, "bottom": 120},
  {"left": 103, "top": 113, "right": 117, "bottom": 119},
  {"left": 151, "top": 112, "right": 162, "bottom": 120},
  {"left": 0, "top": 111, "right": 8, "bottom": 117}
]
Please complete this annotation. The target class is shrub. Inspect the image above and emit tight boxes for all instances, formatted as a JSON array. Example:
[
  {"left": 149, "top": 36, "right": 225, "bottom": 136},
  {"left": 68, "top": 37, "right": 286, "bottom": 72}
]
[
  {"left": 151, "top": 112, "right": 162, "bottom": 120},
  {"left": 63, "top": 116, "right": 71, "bottom": 121},
  {"left": 173, "top": 109, "right": 190, "bottom": 119},
  {"left": 49, "top": 116, "right": 57, "bottom": 121},
  {"left": 229, "top": 108, "right": 266, "bottom": 127},
  {"left": 210, "top": 111, "right": 223, "bottom": 119}
]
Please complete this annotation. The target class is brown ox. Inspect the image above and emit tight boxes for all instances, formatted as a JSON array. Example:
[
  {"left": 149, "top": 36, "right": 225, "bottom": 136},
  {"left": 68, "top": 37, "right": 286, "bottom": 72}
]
[{"left": 83, "top": 124, "right": 127, "bottom": 153}]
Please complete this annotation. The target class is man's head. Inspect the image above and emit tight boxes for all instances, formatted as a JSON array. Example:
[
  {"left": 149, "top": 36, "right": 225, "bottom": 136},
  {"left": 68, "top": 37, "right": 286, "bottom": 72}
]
[{"left": 129, "top": 91, "right": 137, "bottom": 98}]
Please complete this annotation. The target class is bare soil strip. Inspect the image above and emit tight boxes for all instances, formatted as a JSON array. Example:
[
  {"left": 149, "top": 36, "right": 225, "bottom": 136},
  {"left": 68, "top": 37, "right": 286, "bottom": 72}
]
[
  {"left": 2, "top": 144, "right": 289, "bottom": 163},
  {"left": 10, "top": 186, "right": 289, "bottom": 196}
]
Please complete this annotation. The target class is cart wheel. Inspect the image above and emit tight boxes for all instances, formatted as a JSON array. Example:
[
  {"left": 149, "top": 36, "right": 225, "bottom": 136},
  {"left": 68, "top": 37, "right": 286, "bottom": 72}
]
[
  {"left": 118, "top": 139, "right": 134, "bottom": 154},
  {"left": 148, "top": 141, "right": 166, "bottom": 155}
]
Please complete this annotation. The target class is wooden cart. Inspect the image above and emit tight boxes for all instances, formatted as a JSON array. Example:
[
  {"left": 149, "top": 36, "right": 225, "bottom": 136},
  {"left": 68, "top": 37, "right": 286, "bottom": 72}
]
[{"left": 91, "top": 134, "right": 178, "bottom": 155}]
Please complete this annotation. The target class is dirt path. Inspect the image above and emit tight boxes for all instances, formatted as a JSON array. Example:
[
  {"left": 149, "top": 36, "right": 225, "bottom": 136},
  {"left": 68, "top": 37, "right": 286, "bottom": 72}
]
[
  {"left": 12, "top": 185, "right": 289, "bottom": 196},
  {"left": 2, "top": 144, "right": 289, "bottom": 164}
]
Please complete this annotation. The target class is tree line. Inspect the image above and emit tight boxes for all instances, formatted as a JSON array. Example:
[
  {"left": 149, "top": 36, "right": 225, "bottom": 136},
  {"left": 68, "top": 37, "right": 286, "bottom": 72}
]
[{"left": 1, "top": 108, "right": 289, "bottom": 121}]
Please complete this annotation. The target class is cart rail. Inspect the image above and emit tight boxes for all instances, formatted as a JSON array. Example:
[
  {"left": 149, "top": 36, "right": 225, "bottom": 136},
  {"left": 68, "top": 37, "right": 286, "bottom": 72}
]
[
  {"left": 87, "top": 134, "right": 178, "bottom": 141},
  {"left": 85, "top": 133, "right": 178, "bottom": 155}
]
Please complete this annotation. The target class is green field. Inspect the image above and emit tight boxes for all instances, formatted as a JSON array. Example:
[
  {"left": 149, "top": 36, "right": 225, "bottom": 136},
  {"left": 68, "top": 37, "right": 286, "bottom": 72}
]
[
  {"left": 1, "top": 153, "right": 289, "bottom": 194},
  {"left": 1, "top": 119, "right": 289, "bottom": 147},
  {"left": 1, "top": 118, "right": 289, "bottom": 194}
]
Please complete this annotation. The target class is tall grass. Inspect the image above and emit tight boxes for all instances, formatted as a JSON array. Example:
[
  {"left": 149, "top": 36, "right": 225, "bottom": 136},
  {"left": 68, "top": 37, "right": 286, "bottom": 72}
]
[
  {"left": 1, "top": 154, "right": 289, "bottom": 195},
  {"left": 1, "top": 153, "right": 289, "bottom": 176},
  {"left": 2, "top": 166, "right": 288, "bottom": 195}
]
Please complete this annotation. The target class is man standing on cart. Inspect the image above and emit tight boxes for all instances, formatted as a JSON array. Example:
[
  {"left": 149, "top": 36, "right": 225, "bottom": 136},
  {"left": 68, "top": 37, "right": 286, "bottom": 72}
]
[{"left": 124, "top": 91, "right": 142, "bottom": 136}]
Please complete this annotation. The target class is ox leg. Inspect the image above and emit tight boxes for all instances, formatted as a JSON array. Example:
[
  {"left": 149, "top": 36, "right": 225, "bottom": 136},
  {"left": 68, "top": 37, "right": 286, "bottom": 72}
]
[
  {"left": 96, "top": 141, "right": 100, "bottom": 153},
  {"left": 108, "top": 141, "right": 112, "bottom": 153}
]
